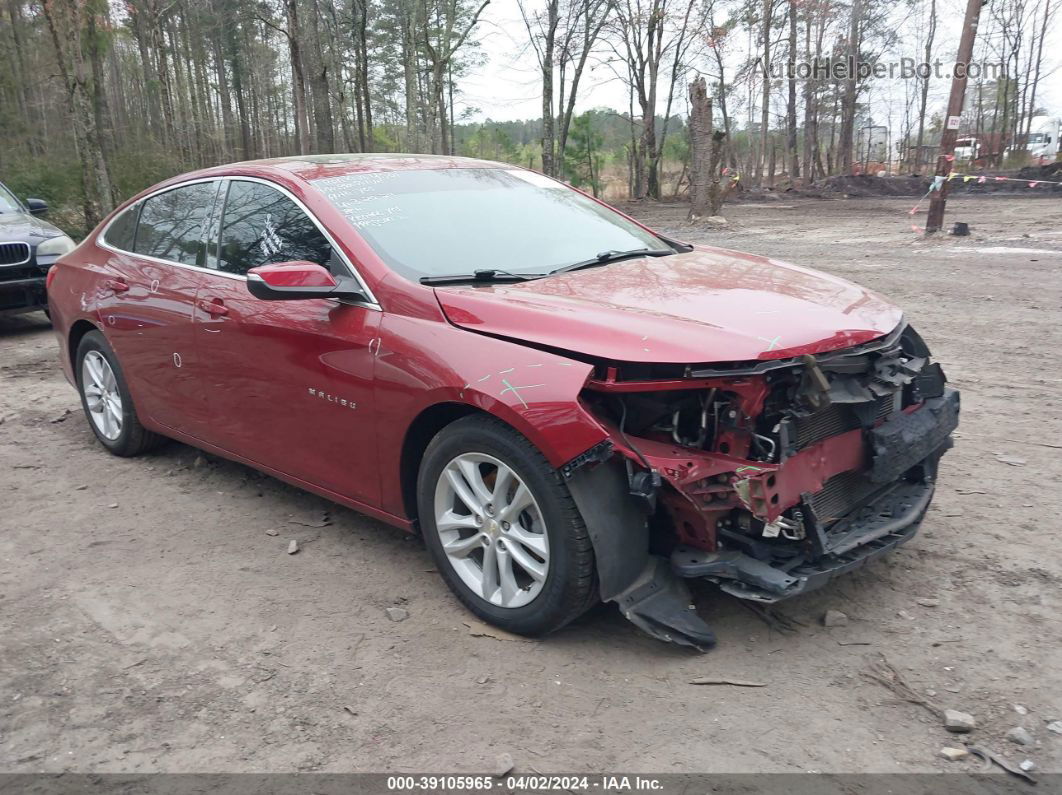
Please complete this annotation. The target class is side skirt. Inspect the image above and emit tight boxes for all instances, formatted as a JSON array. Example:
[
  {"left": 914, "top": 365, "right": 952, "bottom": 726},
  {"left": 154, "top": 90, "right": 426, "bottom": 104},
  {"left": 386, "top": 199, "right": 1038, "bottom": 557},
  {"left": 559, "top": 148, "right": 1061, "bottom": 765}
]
[{"left": 143, "top": 422, "right": 414, "bottom": 533}]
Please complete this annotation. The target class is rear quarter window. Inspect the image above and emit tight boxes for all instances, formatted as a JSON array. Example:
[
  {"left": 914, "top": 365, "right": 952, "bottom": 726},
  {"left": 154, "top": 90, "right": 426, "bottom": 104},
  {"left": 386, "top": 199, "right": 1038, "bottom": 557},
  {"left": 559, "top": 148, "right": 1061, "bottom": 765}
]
[{"left": 103, "top": 204, "right": 139, "bottom": 251}]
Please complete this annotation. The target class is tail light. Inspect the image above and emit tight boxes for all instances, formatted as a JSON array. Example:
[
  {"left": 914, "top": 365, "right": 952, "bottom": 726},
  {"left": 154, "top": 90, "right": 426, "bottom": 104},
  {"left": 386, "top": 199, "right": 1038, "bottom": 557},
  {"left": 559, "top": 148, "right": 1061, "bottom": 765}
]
[{"left": 46, "top": 265, "right": 58, "bottom": 290}]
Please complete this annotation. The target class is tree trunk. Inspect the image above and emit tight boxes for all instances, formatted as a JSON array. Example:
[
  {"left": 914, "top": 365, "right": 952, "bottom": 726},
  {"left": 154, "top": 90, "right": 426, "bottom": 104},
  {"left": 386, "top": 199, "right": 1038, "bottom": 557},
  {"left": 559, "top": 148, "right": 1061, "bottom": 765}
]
[
  {"left": 688, "top": 77, "right": 712, "bottom": 219},
  {"left": 150, "top": 2, "right": 177, "bottom": 147},
  {"left": 540, "top": 0, "right": 559, "bottom": 176},
  {"left": 556, "top": 0, "right": 609, "bottom": 170},
  {"left": 285, "top": 0, "right": 310, "bottom": 154},
  {"left": 212, "top": 25, "right": 235, "bottom": 159},
  {"left": 785, "top": 0, "right": 798, "bottom": 180},
  {"left": 353, "top": 0, "right": 373, "bottom": 151},
  {"left": 41, "top": 0, "right": 114, "bottom": 228},
  {"left": 400, "top": 3, "right": 418, "bottom": 152},
  {"left": 838, "top": 0, "right": 863, "bottom": 174},
  {"left": 129, "top": 1, "right": 163, "bottom": 141},
  {"left": 756, "top": 0, "right": 773, "bottom": 186},
  {"left": 86, "top": 10, "right": 112, "bottom": 178},
  {"left": 230, "top": 7, "right": 253, "bottom": 158},
  {"left": 914, "top": 0, "right": 936, "bottom": 172},
  {"left": 306, "top": 0, "right": 335, "bottom": 153},
  {"left": 800, "top": 8, "right": 817, "bottom": 182},
  {"left": 1022, "top": 0, "right": 1050, "bottom": 150}
]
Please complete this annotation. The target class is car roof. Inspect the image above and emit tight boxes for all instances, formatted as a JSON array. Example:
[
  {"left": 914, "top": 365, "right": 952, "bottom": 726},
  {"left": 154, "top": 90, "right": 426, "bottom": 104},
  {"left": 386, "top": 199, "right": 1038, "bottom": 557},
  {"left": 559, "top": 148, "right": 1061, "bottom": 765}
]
[
  {"left": 223, "top": 153, "right": 510, "bottom": 182},
  {"left": 116, "top": 153, "right": 523, "bottom": 212}
]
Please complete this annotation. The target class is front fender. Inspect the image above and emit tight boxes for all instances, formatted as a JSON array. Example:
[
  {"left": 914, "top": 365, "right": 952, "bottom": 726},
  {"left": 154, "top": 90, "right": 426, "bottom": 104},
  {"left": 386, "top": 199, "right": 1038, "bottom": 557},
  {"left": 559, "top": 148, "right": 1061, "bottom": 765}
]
[{"left": 374, "top": 313, "right": 610, "bottom": 517}]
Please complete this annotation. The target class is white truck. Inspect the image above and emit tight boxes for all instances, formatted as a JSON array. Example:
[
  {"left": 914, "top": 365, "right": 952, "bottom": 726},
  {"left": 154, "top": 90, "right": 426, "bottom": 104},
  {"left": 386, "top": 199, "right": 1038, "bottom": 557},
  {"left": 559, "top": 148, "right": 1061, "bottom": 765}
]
[{"left": 1023, "top": 116, "right": 1060, "bottom": 164}]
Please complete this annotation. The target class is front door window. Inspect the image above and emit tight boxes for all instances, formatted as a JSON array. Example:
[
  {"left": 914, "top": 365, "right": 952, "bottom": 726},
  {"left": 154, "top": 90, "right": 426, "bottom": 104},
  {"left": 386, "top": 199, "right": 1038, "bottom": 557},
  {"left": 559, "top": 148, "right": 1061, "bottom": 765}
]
[{"left": 217, "top": 181, "right": 334, "bottom": 275}]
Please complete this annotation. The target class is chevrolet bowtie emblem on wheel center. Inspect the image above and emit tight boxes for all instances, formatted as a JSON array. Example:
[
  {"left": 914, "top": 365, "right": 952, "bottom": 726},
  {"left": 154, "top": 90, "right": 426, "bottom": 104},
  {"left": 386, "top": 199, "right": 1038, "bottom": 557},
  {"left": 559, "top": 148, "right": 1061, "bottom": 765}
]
[{"left": 307, "top": 387, "right": 356, "bottom": 409}]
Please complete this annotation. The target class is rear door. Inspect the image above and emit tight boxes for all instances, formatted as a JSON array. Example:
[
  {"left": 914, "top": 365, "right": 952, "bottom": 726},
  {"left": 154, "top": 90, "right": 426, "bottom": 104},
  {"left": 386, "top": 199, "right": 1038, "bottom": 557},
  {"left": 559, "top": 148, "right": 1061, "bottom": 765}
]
[
  {"left": 193, "top": 178, "right": 382, "bottom": 506},
  {"left": 98, "top": 180, "right": 221, "bottom": 436}
]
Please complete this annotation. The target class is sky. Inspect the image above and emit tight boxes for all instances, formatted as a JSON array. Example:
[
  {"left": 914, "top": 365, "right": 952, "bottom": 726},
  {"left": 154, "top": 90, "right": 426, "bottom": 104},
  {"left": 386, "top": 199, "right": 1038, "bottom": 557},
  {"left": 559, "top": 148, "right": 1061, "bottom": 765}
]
[
  {"left": 456, "top": 0, "right": 1062, "bottom": 129},
  {"left": 456, "top": 3, "right": 631, "bottom": 122}
]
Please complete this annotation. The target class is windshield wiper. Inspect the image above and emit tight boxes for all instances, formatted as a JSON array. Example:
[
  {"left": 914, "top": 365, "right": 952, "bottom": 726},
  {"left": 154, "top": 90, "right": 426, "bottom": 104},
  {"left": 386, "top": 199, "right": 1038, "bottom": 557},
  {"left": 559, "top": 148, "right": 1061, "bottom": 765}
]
[
  {"left": 549, "top": 247, "right": 675, "bottom": 276},
  {"left": 419, "top": 268, "right": 540, "bottom": 286}
]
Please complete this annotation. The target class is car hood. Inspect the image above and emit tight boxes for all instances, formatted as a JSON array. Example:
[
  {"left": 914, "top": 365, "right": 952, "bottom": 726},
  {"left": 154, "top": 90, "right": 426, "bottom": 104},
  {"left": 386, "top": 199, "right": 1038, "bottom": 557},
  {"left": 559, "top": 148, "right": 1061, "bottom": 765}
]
[
  {"left": 433, "top": 245, "right": 903, "bottom": 364},
  {"left": 0, "top": 211, "right": 63, "bottom": 242}
]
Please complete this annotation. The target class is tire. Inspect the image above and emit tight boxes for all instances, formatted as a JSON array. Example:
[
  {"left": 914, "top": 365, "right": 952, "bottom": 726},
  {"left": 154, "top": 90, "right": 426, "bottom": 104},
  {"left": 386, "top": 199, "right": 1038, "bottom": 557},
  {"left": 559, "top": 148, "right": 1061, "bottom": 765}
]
[
  {"left": 75, "top": 330, "right": 165, "bottom": 456},
  {"left": 417, "top": 414, "right": 597, "bottom": 636}
]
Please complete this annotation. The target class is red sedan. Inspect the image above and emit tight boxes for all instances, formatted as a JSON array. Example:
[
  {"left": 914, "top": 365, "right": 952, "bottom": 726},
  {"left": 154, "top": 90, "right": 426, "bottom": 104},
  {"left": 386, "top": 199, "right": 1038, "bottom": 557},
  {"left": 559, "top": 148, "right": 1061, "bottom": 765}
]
[{"left": 47, "top": 155, "right": 959, "bottom": 650}]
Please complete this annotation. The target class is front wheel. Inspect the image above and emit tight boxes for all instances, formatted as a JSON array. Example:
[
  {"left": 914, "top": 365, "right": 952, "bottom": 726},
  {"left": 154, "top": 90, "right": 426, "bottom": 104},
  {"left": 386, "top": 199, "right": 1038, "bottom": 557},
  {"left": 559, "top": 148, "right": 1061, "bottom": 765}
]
[{"left": 417, "top": 415, "right": 597, "bottom": 636}]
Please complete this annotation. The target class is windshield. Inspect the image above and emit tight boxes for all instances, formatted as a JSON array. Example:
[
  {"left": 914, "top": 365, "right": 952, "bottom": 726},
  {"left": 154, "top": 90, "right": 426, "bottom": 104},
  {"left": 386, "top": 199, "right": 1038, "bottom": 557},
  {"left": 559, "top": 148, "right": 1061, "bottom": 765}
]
[
  {"left": 311, "top": 168, "right": 665, "bottom": 281},
  {"left": 0, "top": 184, "right": 22, "bottom": 213}
]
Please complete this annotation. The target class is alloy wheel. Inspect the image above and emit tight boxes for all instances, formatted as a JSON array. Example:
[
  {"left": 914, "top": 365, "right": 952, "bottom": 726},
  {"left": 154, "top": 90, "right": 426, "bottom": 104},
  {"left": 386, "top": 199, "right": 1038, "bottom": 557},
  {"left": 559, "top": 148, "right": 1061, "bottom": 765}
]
[
  {"left": 432, "top": 452, "right": 550, "bottom": 608},
  {"left": 82, "top": 350, "right": 123, "bottom": 440}
]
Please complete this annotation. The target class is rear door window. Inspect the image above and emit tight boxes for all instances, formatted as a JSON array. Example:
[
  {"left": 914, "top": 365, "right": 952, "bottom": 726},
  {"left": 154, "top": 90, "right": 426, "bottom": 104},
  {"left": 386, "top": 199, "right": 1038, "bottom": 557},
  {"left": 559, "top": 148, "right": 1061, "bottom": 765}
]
[
  {"left": 133, "top": 181, "right": 219, "bottom": 266},
  {"left": 217, "top": 180, "right": 333, "bottom": 276}
]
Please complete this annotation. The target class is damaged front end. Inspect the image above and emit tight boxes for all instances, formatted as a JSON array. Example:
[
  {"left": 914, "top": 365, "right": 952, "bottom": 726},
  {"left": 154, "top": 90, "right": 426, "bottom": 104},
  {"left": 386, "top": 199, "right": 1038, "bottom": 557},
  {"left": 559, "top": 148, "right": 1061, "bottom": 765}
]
[{"left": 564, "top": 322, "right": 959, "bottom": 649}]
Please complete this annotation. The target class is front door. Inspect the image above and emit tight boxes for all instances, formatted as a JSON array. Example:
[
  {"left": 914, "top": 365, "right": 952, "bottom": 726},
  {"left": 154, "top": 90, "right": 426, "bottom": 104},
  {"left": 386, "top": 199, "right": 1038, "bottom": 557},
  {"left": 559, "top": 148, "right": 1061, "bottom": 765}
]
[{"left": 193, "top": 178, "right": 382, "bottom": 506}]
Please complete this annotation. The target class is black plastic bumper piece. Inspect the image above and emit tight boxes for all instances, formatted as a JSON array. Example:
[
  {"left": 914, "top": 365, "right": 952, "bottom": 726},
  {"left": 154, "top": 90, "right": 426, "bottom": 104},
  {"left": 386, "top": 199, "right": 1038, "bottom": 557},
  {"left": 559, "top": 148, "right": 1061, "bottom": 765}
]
[
  {"left": 613, "top": 557, "right": 717, "bottom": 651},
  {"left": 869, "top": 388, "right": 959, "bottom": 484},
  {"left": 671, "top": 479, "right": 934, "bottom": 603}
]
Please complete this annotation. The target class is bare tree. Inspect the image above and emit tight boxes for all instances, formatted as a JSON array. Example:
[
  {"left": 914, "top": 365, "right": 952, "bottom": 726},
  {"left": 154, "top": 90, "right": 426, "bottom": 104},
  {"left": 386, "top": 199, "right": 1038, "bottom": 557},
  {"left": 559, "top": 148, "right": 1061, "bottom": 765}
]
[
  {"left": 520, "top": 0, "right": 560, "bottom": 174},
  {"left": 610, "top": 0, "right": 705, "bottom": 199},
  {"left": 521, "top": 0, "right": 612, "bottom": 176},
  {"left": 555, "top": 0, "right": 611, "bottom": 169},
  {"left": 419, "top": 0, "right": 491, "bottom": 154},
  {"left": 784, "top": 0, "right": 798, "bottom": 180},
  {"left": 914, "top": 0, "right": 936, "bottom": 172},
  {"left": 40, "top": 0, "right": 114, "bottom": 226},
  {"left": 837, "top": 0, "right": 863, "bottom": 174}
]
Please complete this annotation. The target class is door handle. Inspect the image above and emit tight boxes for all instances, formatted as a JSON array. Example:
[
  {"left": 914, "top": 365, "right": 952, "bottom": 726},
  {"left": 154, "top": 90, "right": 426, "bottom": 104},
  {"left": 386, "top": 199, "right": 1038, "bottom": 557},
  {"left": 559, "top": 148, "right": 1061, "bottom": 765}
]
[
  {"left": 197, "top": 297, "right": 229, "bottom": 316},
  {"left": 103, "top": 277, "right": 129, "bottom": 293}
]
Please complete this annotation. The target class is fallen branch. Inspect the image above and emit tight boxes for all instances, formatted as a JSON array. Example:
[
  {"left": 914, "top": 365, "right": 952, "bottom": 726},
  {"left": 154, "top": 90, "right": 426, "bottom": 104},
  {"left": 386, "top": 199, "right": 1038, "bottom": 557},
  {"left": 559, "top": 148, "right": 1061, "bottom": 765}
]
[
  {"left": 735, "top": 600, "right": 805, "bottom": 634},
  {"left": 1004, "top": 438, "right": 1062, "bottom": 449},
  {"left": 689, "top": 677, "right": 766, "bottom": 687},
  {"left": 862, "top": 654, "right": 942, "bottom": 718}
]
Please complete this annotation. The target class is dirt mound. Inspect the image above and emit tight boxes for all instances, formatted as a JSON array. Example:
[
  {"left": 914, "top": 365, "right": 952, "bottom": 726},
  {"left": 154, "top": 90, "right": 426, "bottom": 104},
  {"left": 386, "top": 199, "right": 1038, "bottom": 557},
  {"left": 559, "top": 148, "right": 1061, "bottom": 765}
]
[
  {"left": 815, "top": 175, "right": 929, "bottom": 197},
  {"left": 800, "top": 172, "right": 1062, "bottom": 197},
  {"left": 1017, "top": 161, "right": 1062, "bottom": 180}
]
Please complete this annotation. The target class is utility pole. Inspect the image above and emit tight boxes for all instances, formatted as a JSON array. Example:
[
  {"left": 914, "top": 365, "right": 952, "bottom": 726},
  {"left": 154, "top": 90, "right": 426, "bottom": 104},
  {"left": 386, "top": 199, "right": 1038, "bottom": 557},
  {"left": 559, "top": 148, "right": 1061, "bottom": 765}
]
[{"left": 925, "top": 0, "right": 984, "bottom": 233}]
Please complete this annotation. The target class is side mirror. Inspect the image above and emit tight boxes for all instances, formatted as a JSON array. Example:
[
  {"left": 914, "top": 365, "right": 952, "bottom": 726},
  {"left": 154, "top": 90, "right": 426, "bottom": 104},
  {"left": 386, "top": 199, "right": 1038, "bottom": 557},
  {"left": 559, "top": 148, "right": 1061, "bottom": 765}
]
[
  {"left": 26, "top": 198, "right": 48, "bottom": 216},
  {"left": 247, "top": 261, "right": 368, "bottom": 302}
]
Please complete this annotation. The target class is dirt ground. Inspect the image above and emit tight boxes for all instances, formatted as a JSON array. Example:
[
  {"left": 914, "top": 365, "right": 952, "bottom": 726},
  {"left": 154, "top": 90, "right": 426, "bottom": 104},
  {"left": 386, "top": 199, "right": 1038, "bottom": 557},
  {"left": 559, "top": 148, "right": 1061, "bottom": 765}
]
[{"left": 2, "top": 195, "right": 1061, "bottom": 776}]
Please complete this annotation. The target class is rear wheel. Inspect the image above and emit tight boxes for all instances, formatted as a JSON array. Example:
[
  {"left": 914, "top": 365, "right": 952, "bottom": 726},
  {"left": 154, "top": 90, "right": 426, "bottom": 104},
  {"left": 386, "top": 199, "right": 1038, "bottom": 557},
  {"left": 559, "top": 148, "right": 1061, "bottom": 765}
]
[
  {"left": 417, "top": 415, "right": 596, "bottom": 636},
  {"left": 75, "top": 330, "right": 164, "bottom": 456}
]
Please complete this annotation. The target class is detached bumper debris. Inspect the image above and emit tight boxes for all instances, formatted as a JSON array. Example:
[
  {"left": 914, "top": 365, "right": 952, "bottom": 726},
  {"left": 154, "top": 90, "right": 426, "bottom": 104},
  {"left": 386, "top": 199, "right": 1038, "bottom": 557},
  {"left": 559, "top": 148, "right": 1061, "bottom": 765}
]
[{"left": 613, "top": 558, "right": 716, "bottom": 651}]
